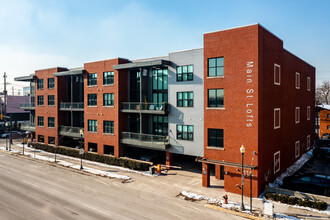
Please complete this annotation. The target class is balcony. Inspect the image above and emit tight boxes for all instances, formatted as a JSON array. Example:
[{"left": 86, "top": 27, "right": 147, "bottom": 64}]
[
  {"left": 59, "top": 102, "right": 84, "bottom": 111},
  {"left": 60, "top": 126, "right": 84, "bottom": 138},
  {"left": 20, "top": 103, "right": 35, "bottom": 110},
  {"left": 20, "top": 122, "right": 35, "bottom": 131},
  {"left": 120, "top": 102, "right": 168, "bottom": 114},
  {"left": 121, "top": 132, "right": 169, "bottom": 150}
]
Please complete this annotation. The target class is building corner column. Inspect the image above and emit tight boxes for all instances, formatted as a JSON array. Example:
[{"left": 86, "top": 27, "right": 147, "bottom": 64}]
[
  {"left": 215, "top": 165, "right": 221, "bottom": 180},
  {"left": 202, "top": 162, "right": 210, "bottom": 187},
  {"left": 165, "top": 151, "right": 172, "bottom": 170}
]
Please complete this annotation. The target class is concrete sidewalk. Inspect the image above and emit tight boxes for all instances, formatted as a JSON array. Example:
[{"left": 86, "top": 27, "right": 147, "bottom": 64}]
[{"left": 2, "top": 140, "right": 329, "bottom": 220}]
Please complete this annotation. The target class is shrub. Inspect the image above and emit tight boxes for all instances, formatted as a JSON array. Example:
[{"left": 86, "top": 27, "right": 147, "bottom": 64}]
[
  {"left": 31, "top": 143, "right": 151, "bottom": 171},
  {"left": 287, "top": 197, "right": 298, "bottom": 205}
]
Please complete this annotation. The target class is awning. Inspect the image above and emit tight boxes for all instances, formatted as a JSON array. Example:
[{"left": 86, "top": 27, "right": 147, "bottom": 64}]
[
  {"left": 196, "top": 157, "right": 257, "bottom": 170},
  {"left": 113, "top": 59, "right": 172, "bottom": 70},
  {"left": 14, "top": 74, "right": 35, "bottom": 82},
  {"left": 53, "top": 68, "right": 84, "bottom": 76}
]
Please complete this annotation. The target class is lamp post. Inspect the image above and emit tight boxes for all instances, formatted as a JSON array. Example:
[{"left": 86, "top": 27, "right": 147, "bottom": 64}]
[
  {"left": 79, "top": 129, "right": 84, "bottom": 170},
  {"left": 240, "top": 145, "right": 245, "bottom": 211}
]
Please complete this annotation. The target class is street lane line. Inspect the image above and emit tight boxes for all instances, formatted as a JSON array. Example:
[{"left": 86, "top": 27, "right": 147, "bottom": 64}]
[
  {"left": 81, "top": 203, "right": 113, "bottom": 217},
  {"left": 22, "top": 180, "right": 40, "bottom": 189}
]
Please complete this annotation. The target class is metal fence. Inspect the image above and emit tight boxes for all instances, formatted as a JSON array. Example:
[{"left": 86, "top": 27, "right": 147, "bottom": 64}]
[
  {"left": 121, "top": 102, "right": 168, "bottom": 112},
  {"left": 59, "top": 102, "right": 84, "bottom": 109},
  {"left": 60, "top": 126, "right": 84, "bottom": 134},
  {"left": 121, "top": 132, "right": 168, "bottom": 144},
  {"left": 20, "top": 103, "right": 35, "bottom": 108}
]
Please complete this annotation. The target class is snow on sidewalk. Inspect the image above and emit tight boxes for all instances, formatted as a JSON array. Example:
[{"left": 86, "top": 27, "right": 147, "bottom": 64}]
[{"left": 0, "top": 146, "right": 131, "bottom": 181}]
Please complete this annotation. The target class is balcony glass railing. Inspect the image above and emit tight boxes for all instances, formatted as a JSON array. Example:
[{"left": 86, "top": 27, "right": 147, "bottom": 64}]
[
  {"left": 20, "top": 103, "right": 35, "bottom": 108},
  {"left": 21, "top": 122, "right": 35, "bottom": 130},
  {"left": 121, "top": 102, "right": 168, "bottom": 112},
  {"left": 121, "top": 132, "right": 169, "bottom": 144},
  {"left": 60, "top": 126, "right": 84, "bottom": 134},
  {"left": 59, "top": 102, "right": 84, "bottom": 110}
]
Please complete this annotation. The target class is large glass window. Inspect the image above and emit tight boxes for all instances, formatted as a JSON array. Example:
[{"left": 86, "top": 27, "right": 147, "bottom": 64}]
[
  {"left": 177, "top": 125, "right": 193, "bottom": 141},
  {"left": 88, "top": 73, "right": 97, "bottom": 86},
  {"left": 48, "top": 95, "right": 55, "bottom": 106},
  {"left": 37, "top": 116, "right": 44, "bottom": 127},
  {"left": 152, "top": 68, "right": 168, "bottom": 107},
  {"left": 208, "top": 57, "right": 224, "bottom": 77},
  {"left": 208, "top": 89, "right": 224, "bottom": 107},
  {"left": 153, "top": 116, "right": 168, "bottom": 136},
  {"left": 103, "top": 71, "right": 114, "bottom": 85},
  {"left": 88, "top": 94, "right": 97, "bottom": 106},
  {"left": 37, "top": 79, "right": 44, "bottom": 89},
  {"left": 103, "top": 93, "right": 114, "bottom": 106},
  {"left": 48, "top": 117, "right": 55, "bottom": 128},
  {"left": 177, "top": 65, "right": 193, "bottom": 81},
  {"left": 208, "top": 129, "right": 224, "bottom": 148},
  {"left": 37, "top": 95, "right": 44, "bottom": 106},
  {"left": 48, "top": 78, "right": 55, "bottom": 89},
  {"left": 177, "top": 92, "right": 193, "bottom": 107},
  {"left": 88, "top": 120, "right": 97, "bottom": 132},
  {"left": 103, "top": 121, "right": 114, "bottom": 134}
]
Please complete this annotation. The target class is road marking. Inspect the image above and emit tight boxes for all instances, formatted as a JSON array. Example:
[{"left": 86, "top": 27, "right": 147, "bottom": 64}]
[
  {"left": 22, "top": 180, "right": 40, "bottom": 188},
  {"left": 205, "top": 204, "right": 264, "bottom": 220},
  {"left": 81, "top": 203, "right": 112, "bottom": 217}
]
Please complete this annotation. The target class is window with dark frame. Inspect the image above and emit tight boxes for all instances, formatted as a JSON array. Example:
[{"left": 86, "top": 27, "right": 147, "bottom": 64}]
[
  {"left": 88, "top": 94, "right": 97, "bottom": 106},
  {"left": 103, "top": 93, "right": 114, "bottom": 106},
  {"left": 48, "top": 95, "right": 55, "bottom": 106},
  {"left": 103, "top": 121, "right": 114, "bottom": 134},
  {"left": 87, "top": 73, "right": 97, "bottom": 86},
  {"left": 207, "top": 89, "right": 224, "bottom": 107},
  {"left": 103, "top": 71, "right": 114, "bottom": 85},
  {"left": 37, "top": 79, "right": 44, "bottom": 89},
  {"left": 88, "top": 120, "right": 97, "bottom": 132},
  {"left": 176, "top": 65, "right": 193, "bottom": 81},
  {"left": 48, "top": 78, "right": 55, "bottom": 89},
  {"left": 37, "top": 95, "right": 44, "bottom": 106},
  {"left": 177, "top": 91, "right": 193, "bottom": 107},
  {"left": 176, "top": 125, "right": 193, "bottom": 141},
  {"left": 208, "top": 57, "right": 224, "bottom": 77},
  {"left": 48, "top": 117, "right": 55, "bottom": 128},
  {"left": 37, "top": 116, "right": 44, "bottom": 127},
  {"left": 208, "top": 128, "right": 224, "bottom": 148}
]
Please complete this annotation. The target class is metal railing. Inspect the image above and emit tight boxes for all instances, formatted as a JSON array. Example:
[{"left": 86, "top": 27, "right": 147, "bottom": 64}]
[
  {"left": 20, "top": 103, "right": 35, "bottom": 108},
  {"left": 121, "top": 132, "right": 169, "bottom": 144},
  {"left": 21, "top": 121, "right": 35, "bottom": 131},
  {"left": 121, "top": 102, "right": 168, "bottom": 112},
  {"left": 59, "top": 102, "right": 84, "bottom": 110},
  {"left": 60, "top": 126, "right": 84, "bottom": 134}
]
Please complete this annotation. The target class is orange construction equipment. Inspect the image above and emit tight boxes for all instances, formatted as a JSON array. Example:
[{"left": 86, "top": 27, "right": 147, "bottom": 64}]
[{"left": 157, "top": 164, "right": 162, "bottom": 173}]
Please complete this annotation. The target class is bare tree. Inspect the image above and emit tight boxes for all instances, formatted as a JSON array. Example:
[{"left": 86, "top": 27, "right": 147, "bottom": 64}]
[{"left": 316, "top": 80, "right": 330, "bottom": 104}]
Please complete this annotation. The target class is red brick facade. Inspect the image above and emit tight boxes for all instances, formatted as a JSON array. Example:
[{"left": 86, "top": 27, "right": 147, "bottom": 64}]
[{"left": 319, "top": 109, "right": 330, "bottom": 137}]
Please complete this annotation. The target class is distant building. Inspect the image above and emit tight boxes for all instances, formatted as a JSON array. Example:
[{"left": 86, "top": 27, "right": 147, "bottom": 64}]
[
  {"left": 23, "top": 87, "right": 30, "bottom": 96},
  {"left": 317, "top": 105, "right": 330, "bottom": 137}
]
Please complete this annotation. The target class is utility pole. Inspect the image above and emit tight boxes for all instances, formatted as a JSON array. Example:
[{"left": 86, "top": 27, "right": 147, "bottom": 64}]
[
  {"left": 12, "top": 86, "right": 14, "bottom": 96},
  {"left": 3, "top": 72, "right": 7, "bottom": 116}
]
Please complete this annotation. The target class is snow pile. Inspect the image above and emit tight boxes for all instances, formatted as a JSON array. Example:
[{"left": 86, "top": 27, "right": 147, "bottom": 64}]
[
  {"left": 0, "top": 146, "right": 20, "bottom": 153},
  {"left": 274, "top": 213, "right": 301, "bottom": 220},
  {"left": 268, "top": 148, "right": 313, "bottom": 188}
]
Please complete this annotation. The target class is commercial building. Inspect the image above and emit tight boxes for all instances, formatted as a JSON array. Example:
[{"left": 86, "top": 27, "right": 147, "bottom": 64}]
[{"left": 15, "top": 24, "right": 315, "bottom": 197}]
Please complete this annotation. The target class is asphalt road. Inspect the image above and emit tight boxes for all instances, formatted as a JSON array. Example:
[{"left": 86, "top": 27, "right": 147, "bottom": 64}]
[{"left": 0, "top": 151, "right": 246, "bottom": 220}]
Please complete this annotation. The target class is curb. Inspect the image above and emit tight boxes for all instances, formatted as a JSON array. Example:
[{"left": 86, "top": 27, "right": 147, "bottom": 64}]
[{"left": 205, "top": 204, "right": 264, "bottom": 220}]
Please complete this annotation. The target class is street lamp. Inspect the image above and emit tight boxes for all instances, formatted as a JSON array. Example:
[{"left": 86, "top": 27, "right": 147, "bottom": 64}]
[
  {"left": 240, "top": 145, "right": 245, "bottom": 211},
  {"left": 79, "top": 129, "right": 84, "bottom": 170}
]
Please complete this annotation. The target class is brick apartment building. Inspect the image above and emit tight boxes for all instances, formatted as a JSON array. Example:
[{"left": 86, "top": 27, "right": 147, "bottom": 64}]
[
  {"left": 317, "top": 105, "right": 330, "bottom": 138},
  {"left": 15, "top": 24, "right": 315, "bottom": 197}
]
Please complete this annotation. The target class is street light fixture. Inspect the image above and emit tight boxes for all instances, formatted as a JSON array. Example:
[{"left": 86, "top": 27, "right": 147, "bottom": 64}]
[
  {"left": 79, "top": 129, "right": 84, "bottom": 170},
  {"left": 240, "top": 145, "right": 245, "bottom": 211}
]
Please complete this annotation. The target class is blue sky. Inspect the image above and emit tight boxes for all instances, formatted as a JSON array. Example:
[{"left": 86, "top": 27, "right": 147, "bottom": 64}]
[{"left": 1, "top": 0, "right": 329, "bottom": 93}]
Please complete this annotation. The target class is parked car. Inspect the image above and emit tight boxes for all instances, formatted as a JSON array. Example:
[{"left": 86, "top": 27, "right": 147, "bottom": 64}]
[{"left": 284, "top": 174, "right": 330, "bottom": 196}]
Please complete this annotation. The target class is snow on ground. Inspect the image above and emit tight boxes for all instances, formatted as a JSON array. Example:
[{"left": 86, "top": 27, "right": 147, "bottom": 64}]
[
  {"left": 268, "top": 148, "right": 314, "bottom": 188},
  {"left": 15, "top": 144, "right": 158, "bottom": 177},
  {"left": 274, "top": 213, "right": 301, "bottom": 220},
  {"left": 1, "top": 145, "right": 131, "bottom": 181}
]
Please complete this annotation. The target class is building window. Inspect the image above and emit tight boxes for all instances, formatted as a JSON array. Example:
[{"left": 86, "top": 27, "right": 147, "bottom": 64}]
[
  {"left": 307, "top": 135, "right": 310, "bottom": 149},
  {"left": 208, "top": 57, "right": 224, "bottom": 77},
  {"left": 177, "top": 65, "right": 193, "bottom": 81},
  {"left": 48, "top": 136, "right": 55, "bottom": 145},
  {"left": 274, "top": 151, "right": 280, "bottom": 174},
  {"left": 88, "top": 94, "right": 97, "bottom": 106},
  {"left": 208, "top": 129, "right": 224, "bottom": 148},
  {"left": 152, "top": 68, "right": 168, "bottom": 108},
  {"left": 48, "top": 95, "right": 55, "bottom": 106},
  {"left": 38, "top": 135, "right": 44, "bottom": 143},
  {"left": 88, "top": 143, "right": 97, "bottom": 152},
  {"left": 103, "top": 93, "right": 114, "bottom": 106},
  {"left": 103, "top": 121, "right": 114, "bottom": 134},
  {"left": 37, "top": 79, "right": 44, "bottom": 90},
  {"left": 327, "top": 125, "right": 330, "bottom": 130},
  {"left": 295, "top": 107, "right": 300, "bottom": 124},
  {"left": 153, "top": 116, "right": 168, "bottom": 136},
  {"left": 307, "top": 106, "right": 311, "bottom": 120},
  {"left": 48, "top": 78, "right": 55, "bottom": 89},
  {"left": 48, "top": 117, "right": 55, "bottom": 128},
  {"left": 307, "top": 77, "right": 311, "bottom": 91},
  {"left": 274, "top": 108, "right": 281, "bottom": 129},
  {"left": 37, "top": 95, "right": 44, "bottom": 106},
  {"left": 103, "top": 71, "right": 114, "bottom": 85},
  {"left": 295, "top": 141, "right": 300, "bottom": 158},
  {"left": 177, "top": 92, "right": 193, "bottom": 107},
  {"left": 274, "top": 64, "right": 281, "bottom": 85},
  {"left": 88, "top": 120, "right": 97, "bottom": 132},
  {"left": 208, "top": 89, "right": 224, "bottom": 108},
  {"left": 327, "top": 114, "right": 330, "bottom": 119},
  {"left": 104, "top": 145, "right": 114, "bottom": 155},
  {"left": 37, "top": 116, "right": 44, "bottom": 127},
  {"left": 87, "top": 73, "right": 97, "bottom": 86},
  {"left": 177, "top": 125, "right": 193, "bottom": 141},
  {"left": 295, "top": 72, "right": 300, "bottom": 89}
]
